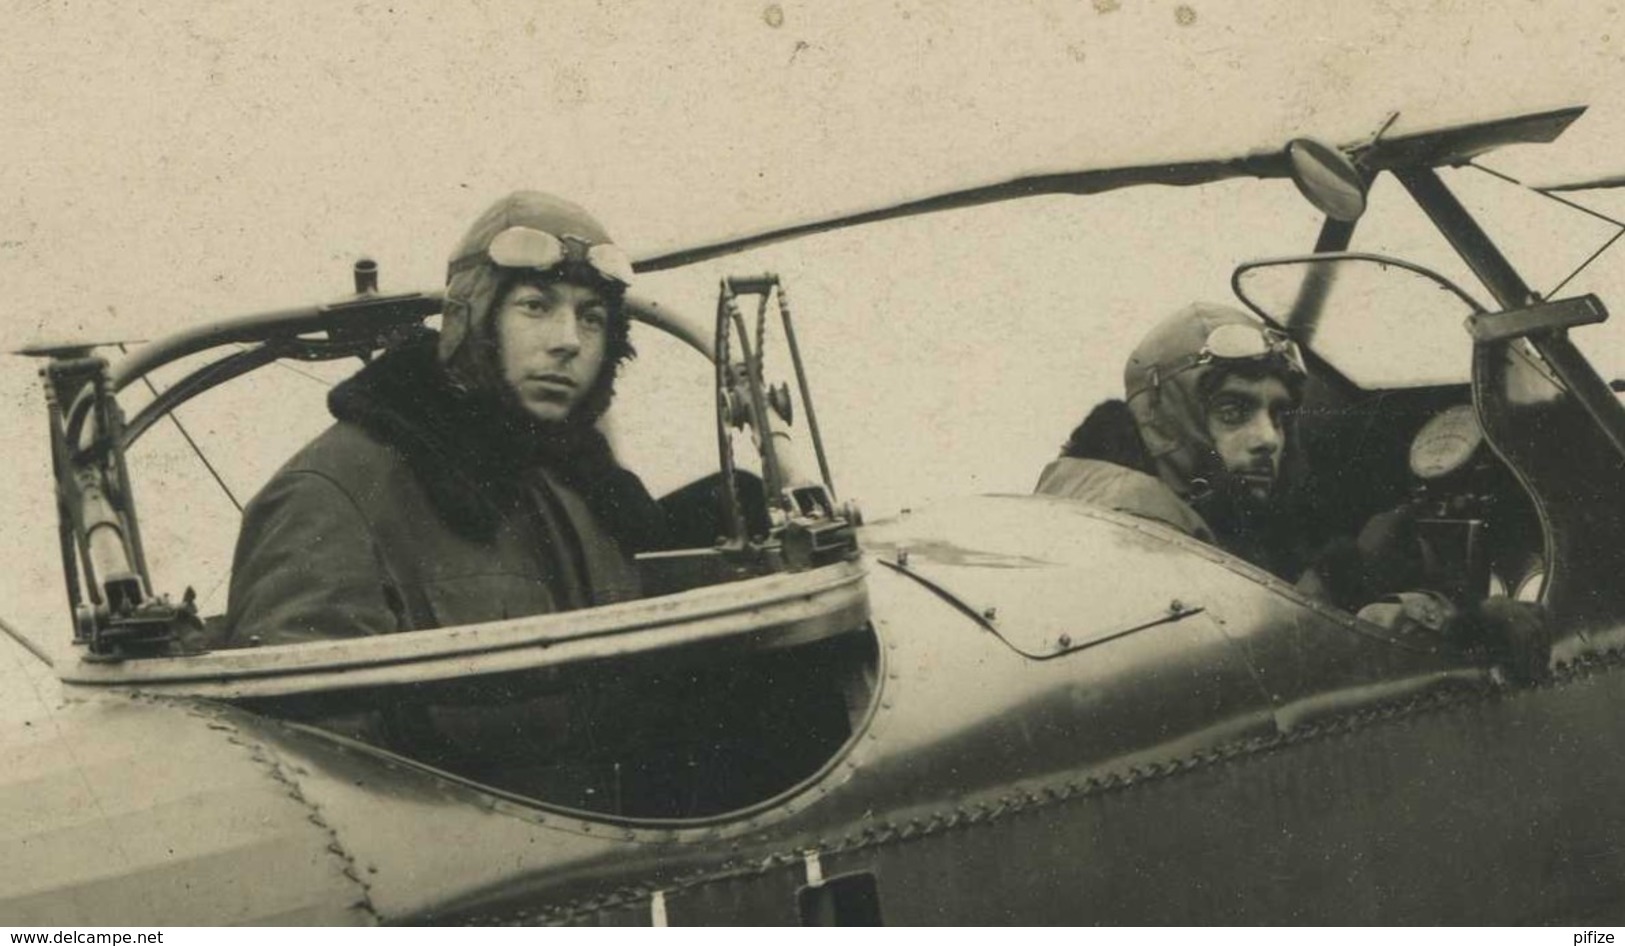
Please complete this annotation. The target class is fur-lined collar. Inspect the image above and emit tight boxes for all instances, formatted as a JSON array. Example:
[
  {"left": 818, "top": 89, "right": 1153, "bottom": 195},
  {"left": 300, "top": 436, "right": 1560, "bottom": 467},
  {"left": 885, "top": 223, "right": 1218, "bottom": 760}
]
[
  {"left": 1060, "top": 400, "right": 1156, "bottom": 472},
  {"left": 327, "top": 338, "right": 667, "bottom": 552}
]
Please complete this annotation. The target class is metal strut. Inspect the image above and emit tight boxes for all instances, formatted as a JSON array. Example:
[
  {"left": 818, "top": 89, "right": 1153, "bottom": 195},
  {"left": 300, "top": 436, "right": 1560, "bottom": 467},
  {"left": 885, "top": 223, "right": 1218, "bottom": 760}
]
[
  {"left": 712, "top": 274, "right": 857, "bottom": 570},
  {"left": 1395, "top": 166, "right": 1625, "bottom": 462}
]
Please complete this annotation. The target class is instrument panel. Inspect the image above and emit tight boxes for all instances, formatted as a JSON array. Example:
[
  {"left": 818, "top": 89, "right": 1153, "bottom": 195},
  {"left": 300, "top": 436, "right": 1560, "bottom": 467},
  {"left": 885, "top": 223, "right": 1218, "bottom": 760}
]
[{"left": 1405, "top": 402, "right": 1544, "bottom": 603}]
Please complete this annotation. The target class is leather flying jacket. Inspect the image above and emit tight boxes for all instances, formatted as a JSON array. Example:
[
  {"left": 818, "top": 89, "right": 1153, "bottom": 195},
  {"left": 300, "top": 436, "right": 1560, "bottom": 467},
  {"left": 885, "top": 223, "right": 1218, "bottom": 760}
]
[{"left": 221, "top": 338, "right": 666, "bottom": 646}]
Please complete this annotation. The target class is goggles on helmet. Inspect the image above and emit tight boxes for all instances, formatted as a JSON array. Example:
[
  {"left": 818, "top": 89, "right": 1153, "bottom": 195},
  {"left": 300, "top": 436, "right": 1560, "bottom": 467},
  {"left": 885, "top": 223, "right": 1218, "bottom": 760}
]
[
  {"left": 449, "top": 226, "right": 634, "bottom": 287},
  {"left": 1194, "top": 323, "right": 1306, "bottom": 374},
  {"left": 1131, "top": 322, "right": 1306, "bottom": 400}
]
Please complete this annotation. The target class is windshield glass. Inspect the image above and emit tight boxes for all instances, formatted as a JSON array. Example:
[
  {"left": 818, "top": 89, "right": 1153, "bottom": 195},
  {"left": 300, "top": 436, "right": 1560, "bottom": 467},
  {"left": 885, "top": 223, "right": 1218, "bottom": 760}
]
[{"left": 1233, "top": 254, "right": 1486, "bottom": 389}]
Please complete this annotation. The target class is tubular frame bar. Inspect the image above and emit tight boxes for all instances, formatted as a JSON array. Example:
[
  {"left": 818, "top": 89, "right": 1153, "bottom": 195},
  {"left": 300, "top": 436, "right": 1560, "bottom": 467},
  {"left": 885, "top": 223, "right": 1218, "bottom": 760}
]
[{"left": 1395, "top": 166, "right": 1625, "bottom": 462}]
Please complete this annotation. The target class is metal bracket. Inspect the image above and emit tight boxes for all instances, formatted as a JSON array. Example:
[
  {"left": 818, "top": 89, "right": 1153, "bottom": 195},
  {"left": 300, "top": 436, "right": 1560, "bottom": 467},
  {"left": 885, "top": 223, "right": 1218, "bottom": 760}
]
[
  {"left": 35, "top": 355, "right": 196, "bottom": 656},
  {"left": 1465, "top": 294, "right": 1608, "bottom": 343},
  {"left": 712, "top": 275, "right": 856, "bottom": 568}
]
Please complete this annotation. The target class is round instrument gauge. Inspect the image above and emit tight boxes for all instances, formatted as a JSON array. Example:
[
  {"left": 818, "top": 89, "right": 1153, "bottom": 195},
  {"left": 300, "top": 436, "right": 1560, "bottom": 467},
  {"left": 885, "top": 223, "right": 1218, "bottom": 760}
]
[{"left": 1409, "top": 404, "right": 1485, "bottom": 480}]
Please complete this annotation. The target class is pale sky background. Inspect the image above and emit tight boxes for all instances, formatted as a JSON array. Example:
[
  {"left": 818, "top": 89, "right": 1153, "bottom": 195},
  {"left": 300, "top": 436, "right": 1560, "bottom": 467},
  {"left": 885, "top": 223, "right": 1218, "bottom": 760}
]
[{"left": 6, "top": 0, "right": 1625, "bottom": 649}]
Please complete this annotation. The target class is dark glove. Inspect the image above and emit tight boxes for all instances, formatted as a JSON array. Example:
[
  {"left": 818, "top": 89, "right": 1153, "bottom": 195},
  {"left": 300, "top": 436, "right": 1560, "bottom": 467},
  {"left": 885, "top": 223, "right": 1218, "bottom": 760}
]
[
  {"left": 1356, "top": 594, "right": 1551, "bottom": 684},
  {"left": 1299, "top": 536, "right": 1365, "bottom": 610},
  {"left": 1355, "top": 501, "right": 1426, "bottom": 598}
]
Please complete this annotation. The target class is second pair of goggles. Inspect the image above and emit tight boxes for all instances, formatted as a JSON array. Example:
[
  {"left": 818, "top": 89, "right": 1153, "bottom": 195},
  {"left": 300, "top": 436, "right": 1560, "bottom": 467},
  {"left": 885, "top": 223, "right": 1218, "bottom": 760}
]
[{"left": 450, "top": 226, "right": 635, "bottom": 286}]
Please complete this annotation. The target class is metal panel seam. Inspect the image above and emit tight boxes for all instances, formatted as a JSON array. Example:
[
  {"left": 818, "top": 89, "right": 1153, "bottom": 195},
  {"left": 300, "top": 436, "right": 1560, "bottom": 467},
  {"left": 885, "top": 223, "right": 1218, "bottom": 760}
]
[
  {"left": 165, "top": 698, "right": 383, "bottom": 924},
  {"left": 493, "top": 676, "right": 1510, "bottom": 925}
]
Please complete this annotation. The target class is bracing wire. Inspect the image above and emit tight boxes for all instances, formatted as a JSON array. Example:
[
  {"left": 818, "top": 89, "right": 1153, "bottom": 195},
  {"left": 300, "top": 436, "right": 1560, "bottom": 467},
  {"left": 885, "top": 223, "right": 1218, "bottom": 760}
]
[
  {"left": 1468, "top": 161, "right": 1625, "bottom": 297},
  {"left": 117, "top": 344, "right": 244, "bottom": 513},
  {"left": 1469, "top": 161, "right": 1625, "bottom": 228},
  {"left": 1547, "top": 229, "right": 1625, "bottom": 299},
  {"left": 231, "top": 343, "right": 335, "bottom": 388}
]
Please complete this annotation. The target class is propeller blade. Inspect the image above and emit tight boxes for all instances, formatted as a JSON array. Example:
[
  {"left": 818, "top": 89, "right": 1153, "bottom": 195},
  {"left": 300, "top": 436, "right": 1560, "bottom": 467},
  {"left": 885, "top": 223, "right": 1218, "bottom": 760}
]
[
  {"left": 632, "top": 154, "right": 1284, "bottom": 274},
  {"left": 632, "top": 105, "right": 1585, "bottom": 274}
]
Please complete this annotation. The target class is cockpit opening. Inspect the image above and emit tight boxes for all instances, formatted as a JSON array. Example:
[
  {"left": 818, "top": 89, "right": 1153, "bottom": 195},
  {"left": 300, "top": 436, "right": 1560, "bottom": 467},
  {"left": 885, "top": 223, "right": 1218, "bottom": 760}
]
[{"left": 236, "top": 619, "right": 879, "bottom": 819}]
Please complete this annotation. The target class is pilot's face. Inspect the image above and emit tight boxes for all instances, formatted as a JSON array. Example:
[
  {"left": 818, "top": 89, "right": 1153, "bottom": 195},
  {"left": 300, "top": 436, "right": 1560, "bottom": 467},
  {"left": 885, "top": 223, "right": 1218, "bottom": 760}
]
[
  {"left": 1204, "top": 373, "right": 1293, "bottom": 503},
  {"left": 495, "top": 278, "right": 609, "bottom": 423}
]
